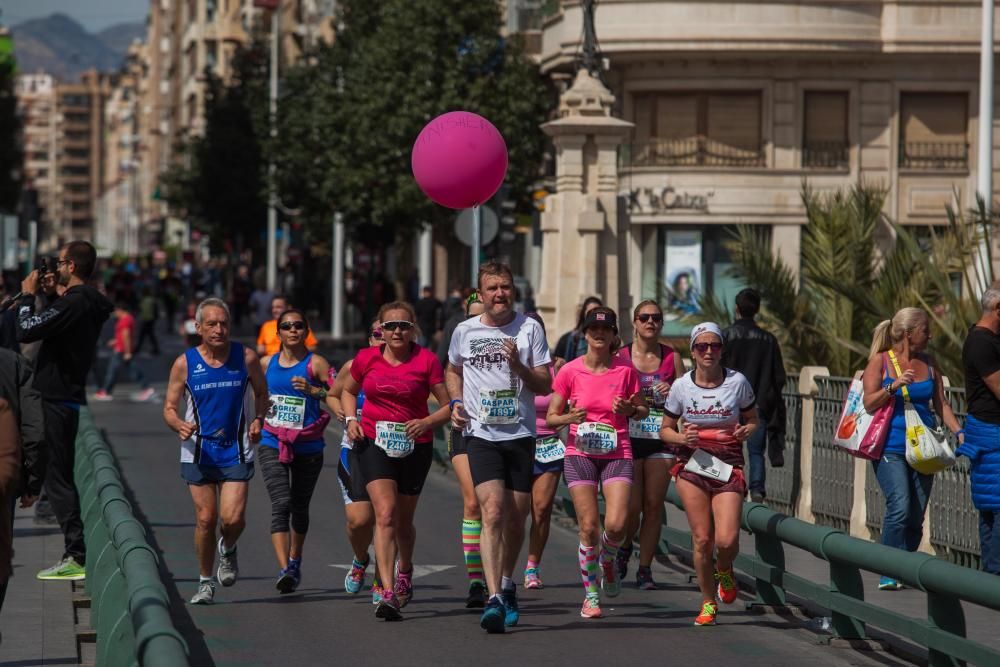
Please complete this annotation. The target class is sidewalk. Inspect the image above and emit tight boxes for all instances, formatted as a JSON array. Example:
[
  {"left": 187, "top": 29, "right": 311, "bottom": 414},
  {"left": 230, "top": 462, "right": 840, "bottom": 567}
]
[{"left": 0, "top": 505, "right": 78, "bottom": 666}]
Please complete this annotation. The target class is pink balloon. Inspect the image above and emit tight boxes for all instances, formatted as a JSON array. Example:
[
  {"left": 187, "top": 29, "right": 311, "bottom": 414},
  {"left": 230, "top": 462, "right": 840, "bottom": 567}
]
[{"left": 411, "top": 111, "right": 509, "bottom": 210}]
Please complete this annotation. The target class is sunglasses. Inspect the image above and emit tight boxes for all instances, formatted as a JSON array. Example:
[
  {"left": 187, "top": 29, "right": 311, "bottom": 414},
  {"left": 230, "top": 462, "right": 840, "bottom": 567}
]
[
  {"left": 381, "top": 320, "right": 414, "bottom": 332},
  {"left": 369, "top": 329, "right": 383, "bottom": 339},
  {"left": 692, "top": 342, "right": 723, "bottom": 354},
  {"left": 278, "top": 321, "right": 307, "bottom": 331},
  {"left": 636, "top": 313, "right": 663, "bottom": 324}
]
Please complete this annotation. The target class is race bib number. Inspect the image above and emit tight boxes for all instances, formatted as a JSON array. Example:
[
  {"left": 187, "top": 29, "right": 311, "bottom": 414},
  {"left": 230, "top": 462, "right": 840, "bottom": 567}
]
[
  {"left": 534, "top": 435, "right": 566, "bottom": 463},
  {"left": 479, "top": 388, "right": 518, "bottom": 425},
  {"left": 575, "top": 422, "right": 618, "bottom": 455},
  {"left": 629, "top": 408, "right": 664, "bottom": 440},
  {"left": 683, "top": 449, "right": 733, "bottom": 483},
  {"left": 266, "top": 395, "right": 306, "bottom": 429},
  {"left": 375, "top": 421, "right": 415, "bottom": 458}
]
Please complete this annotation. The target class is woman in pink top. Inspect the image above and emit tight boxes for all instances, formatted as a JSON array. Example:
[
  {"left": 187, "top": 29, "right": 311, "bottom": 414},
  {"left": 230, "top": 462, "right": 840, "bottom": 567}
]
[
  {"left": 546, "top": 307, "right": 646, "bottom": 619},
  {"left": 522, "top": 312, "right": 560, "bottom": 590},
  {"left": 342, "top": 301, "right": 452, "bottom": 621},
  {"left": 616, "top": 299, "right": 685, "bottom": 590}
]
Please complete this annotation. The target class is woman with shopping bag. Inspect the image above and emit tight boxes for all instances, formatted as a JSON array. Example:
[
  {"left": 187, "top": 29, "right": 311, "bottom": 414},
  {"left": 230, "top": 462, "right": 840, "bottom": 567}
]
[{"left": 861, "top": 307, "right": 963, "bottom": 590}]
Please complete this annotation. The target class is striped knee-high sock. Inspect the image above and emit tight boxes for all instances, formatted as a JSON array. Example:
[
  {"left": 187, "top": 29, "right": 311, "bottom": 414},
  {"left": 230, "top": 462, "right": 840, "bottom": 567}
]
[
  {"left": 599, "top": 531, "right": 622, "bottom": 566},
  {"left": 462, "top": 519, "right": 484, "bottom": 585},
  {"left": 579, "top": 543, "right": 599, "bottom": 595}
]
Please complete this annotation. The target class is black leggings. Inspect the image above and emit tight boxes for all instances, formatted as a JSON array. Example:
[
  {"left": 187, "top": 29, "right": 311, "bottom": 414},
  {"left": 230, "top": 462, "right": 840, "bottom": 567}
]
[{"left": 257, "top": 446, "right": 325, "bottom": 534}]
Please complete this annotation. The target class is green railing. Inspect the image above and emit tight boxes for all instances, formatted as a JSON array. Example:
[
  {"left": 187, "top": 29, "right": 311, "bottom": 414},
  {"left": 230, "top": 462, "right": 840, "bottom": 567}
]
[
  {"left": 75, "top": 408, "right": 190, "bottom": 667},
  {"left": 811, "top": 376, "right": 855, "bottom": 531},
  {"left": 764, "top": 374, "right": 802, "bottom": 517}
]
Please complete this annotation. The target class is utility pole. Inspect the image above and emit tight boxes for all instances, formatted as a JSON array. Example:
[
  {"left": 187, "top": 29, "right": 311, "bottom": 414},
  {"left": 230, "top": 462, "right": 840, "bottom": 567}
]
[
  {"left": 266, "top": 3, "right": 280, "bottom": 292},
  {"left": 978, "top": 0, "right": 995, "bottom": 290}
]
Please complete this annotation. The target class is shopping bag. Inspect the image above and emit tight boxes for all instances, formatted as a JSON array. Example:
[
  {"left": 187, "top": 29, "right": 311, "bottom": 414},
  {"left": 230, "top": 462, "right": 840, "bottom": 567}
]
[
  {"left": 902, "top": 402, "right": 955, "bottom": 474},
  {"left": 832, "top": 377, "right": 891, "bottom": 460}
]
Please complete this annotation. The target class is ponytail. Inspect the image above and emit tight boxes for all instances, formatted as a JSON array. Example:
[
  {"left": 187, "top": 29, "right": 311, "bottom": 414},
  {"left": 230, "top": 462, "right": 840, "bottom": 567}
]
[{"left": 869, "top": 320, "right": 893, "bottom": 358}]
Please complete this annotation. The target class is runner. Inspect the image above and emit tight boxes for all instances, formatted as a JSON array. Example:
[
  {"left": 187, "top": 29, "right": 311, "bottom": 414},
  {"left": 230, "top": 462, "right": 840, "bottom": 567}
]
[
  {"left": 329, "top": 319, "right": 381, "bottom": 599},
  {"left": 341, "top": 302, "right": 452, "bottom": 621},
  {"left": 162, "top": 298, "right": 269, "bottom": 605},
  {"left": 546, "top": 307, "right": 646, "bottom": 619},
  {"left": 522, "top": 312, "right": 561, "bottom": 590},
  {"left": 446, "top": 294, "right": 490, "bottom": 608},
  {"left": 616, "top": 300, "right": 684, "bottom": 589},
  {"left": 447, "top": 262, "right": 552, "bottom": 633},
  {"left": 659, "top": 322, "right": 758, "bottom": 626},
  {"left": 258, "top": 308, "right": 336, "bottom": 594}
]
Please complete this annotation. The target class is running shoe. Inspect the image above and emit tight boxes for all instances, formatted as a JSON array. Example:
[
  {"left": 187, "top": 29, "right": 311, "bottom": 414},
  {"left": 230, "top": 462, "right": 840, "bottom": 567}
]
[
  {"left": 615, "top": 543, "right": 632, "bottom": 582},
  {"left": 636, "top": 565, "right": 657, "bottom": 590},
  {"left": 523, "top": 567, "right": 543, "bottom": 590},
  {"left": 580, "top": 592, "right": 602, "bottom": 619},
  {"left": 694, "top": 600, "right": 717, "bottom": 626},
  {"left": 36, "top": 556, "right": 86, "bottom": 581},
  {"left": 465, "top": 581, "right": 487, "bottom": 608},
  {"left": 189, "top": 579, "right": 216, "bottom": 605},
  {"left": 371, "top": 568, "right": 383, "bottom": 605},
  {"left": 375, "top": 589, "right": 402, "bottom": 621},
  {"left": 93, "top": 390, "right": 113, "bottom": 402},
  {"left": 480, "top": 596, "right": 506, "bottom": 634},
  {"left": 600, "top": 557, "right": 621, "bottom": 598},
  {"left": 500, "top": 586, "right": 519, "bottom": 627},
  {"left": 715, "top": 568, "right": 738, "bottom": 604},
  {"left": 132, "top": 387, "right": 156, "bottom": 402},
  {"left": 345, "top": 556, "right": 369, "bottom": 594},
  {"left": 394, "top": 568, "right": 413, "bottom": 608},
  {"left": 217, "top": 538, "right": 238, "bottom": 587},
  {"left": 878, "top": 576, "right": 903, "bottom": 591}
]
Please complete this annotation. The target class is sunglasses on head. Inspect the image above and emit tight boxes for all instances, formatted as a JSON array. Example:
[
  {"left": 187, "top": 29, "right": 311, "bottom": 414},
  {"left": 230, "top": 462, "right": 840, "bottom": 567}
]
[
  {"left": 636, "top": 313, "right": 663, "bottom": 324},
  {"left": 369, "top": 329, "right": 383, "bottom": 339},
  {"left": 278, "top": 321, "right": 307, "bottom": 331},
  {"left": 692, "top": 342, "right": 723, "bottom": 354},
  {"left": 381, "top": 320, "right": 414, "bottom": 332}
]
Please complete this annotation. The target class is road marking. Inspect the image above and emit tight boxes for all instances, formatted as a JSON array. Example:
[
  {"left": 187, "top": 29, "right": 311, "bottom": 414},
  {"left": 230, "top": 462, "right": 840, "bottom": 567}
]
[{"left": 328, "top": 564, "right": 455, "bottom": 579}]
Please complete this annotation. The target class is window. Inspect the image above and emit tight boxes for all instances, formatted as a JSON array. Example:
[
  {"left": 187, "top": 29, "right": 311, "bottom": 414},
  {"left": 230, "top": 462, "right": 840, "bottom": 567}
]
[
  {"left": 206, "top": 0, "right": 217, "bottom": 22},
  {"left": 631, "top": 92, "right": 763, "bottom": 167},
  {"left": 803, "top": 91, "right": 849, "bottom": 169},
  {"left": 206, "top": 41, "right": 218, "bottom": 71},
  {"left": 899, "top": 93, "right": 968, "bottom": 170}
]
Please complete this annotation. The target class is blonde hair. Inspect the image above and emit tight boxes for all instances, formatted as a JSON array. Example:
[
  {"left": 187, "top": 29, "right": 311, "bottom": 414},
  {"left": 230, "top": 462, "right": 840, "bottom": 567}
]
[
  {"left": 377, "top": 301, "right": 421, "bottom": 339},
  {"left": 869, "top": 307, "right": 928, "bottom": 357}
]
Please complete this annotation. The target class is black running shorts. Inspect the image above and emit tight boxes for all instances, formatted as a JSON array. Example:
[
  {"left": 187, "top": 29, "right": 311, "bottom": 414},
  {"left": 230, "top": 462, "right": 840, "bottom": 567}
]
[
  {"left": 355, "top": 438, "right": 434, "bottom": 496},
  {"left": 466, "top": 436, "right": 535, "bottom": 493}
]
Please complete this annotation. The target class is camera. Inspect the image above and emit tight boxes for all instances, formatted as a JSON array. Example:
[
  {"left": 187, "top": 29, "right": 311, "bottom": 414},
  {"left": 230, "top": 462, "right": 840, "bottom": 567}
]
[{"left": 35, "top": 257, "right": 49, "bottom": 276}]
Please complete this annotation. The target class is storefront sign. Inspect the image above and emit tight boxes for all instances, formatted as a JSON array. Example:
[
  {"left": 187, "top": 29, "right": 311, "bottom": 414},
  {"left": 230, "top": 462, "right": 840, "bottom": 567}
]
[{"left": 626, "top": 185, "right": 713, "bottom": 214}]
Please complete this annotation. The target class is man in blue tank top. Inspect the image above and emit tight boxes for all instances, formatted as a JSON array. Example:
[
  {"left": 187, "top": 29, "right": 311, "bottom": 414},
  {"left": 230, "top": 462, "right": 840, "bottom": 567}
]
[{"left": 163, "top": 298, "right": 268, "bottom": 605}]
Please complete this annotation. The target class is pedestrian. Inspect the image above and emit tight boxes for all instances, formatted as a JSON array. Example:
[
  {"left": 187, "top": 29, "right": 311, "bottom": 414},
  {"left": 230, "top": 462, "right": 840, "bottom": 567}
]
[
  {"left": 231, "top": 265, "right": 253, "bottom": 329},
  {"left": 862, "top": 308, "right": 962, "bottom": 590},
  {"left": 546, "top": 307, "right": 646, "bottom": 619},
  {"left": 180, "top": 300, "right": 200, "bottom": 347},
  {"left": 329, "top": 320, "right": 382, "bottom": 599},
  {"left": 553, "top": 296, "right": 603, "bottom": 368},
  {"left": 162, "top": 298, "right": 269, "bottom": 604},
  {"left": 617, "top": 300, "right": 685, "bottom": 589},
  {"left": 94, "top": 302, "right": 156, "bottom": 402},
  {"left": 415, "top": 286, "right": 441, "bottom": 348},
  {"left": 447, "top": 262, "right": 553, "bottom": 633},
  {"left": 521, "top": 312, "right": 561, "bottom": 591},
  {"left": 721, "top": 288, "right": 787, "bottom": 503},
  {"left": 135, "top": 286, "right": 161, "bottom": 355},
  {"left": 445, "top": 296, "right": 488, "bottom": 608},
  {"left": 659, "top": 322, "right": 758, "bottom": 626},
  {"left": 958, "top": 285, "right": 1000, "bottom": 575},
  {"left": 15, "top": 241, "right": 113, "bottom": 581},
  {"left": 257, "top": 295, "right": 319, "bottom": 358},
  {"left": 342, "top": 301, "right": 452, "bottom": 621}
]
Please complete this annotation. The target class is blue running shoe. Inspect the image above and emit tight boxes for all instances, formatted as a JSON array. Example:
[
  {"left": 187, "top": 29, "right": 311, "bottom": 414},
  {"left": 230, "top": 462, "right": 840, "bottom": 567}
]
[
  {"left": 345, "top": 556, "right": 369, "bottom": 594},
  {"left": 500, "top": 586, "right": 519, "bottom": 627},
  {"left": 480, "top": 596, "right": 506, "bottom": 634}
]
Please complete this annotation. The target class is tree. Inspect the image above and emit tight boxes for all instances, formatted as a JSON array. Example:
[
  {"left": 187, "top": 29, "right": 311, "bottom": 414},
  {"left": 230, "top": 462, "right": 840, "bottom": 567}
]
[
  {"left": 274, "top": 0, "right": 551, "bottom": 245},
  {"left": 0, "top": 53, "right": 22, "bottom": 212}
]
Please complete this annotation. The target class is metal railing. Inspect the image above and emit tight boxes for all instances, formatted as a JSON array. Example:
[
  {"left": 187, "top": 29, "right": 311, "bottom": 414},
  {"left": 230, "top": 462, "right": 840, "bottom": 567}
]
[
  {"left": 898, "top": 141, "right": 969, "bottom": 170},
  {"left": 623, "top": 138, "right": 765, "bottom": 168},
  {"left": 930, "top": 387, "right": 981, "bottom": 567},
  {"left": 76, "top": 408, "right": 190, "bottom": 667},
  {"left": 811, "top": 376, "right": 856, "bottom": 531},
  {"left": 803, "top": 141, "right": 849, "bottom": 169},
  {"left": 762, "top": 374, "right": 802, "bottom": 517}
]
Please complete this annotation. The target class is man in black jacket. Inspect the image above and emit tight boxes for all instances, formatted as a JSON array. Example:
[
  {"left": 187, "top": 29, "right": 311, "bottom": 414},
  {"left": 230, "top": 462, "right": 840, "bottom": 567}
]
[
  {"left": 15, "top": 241, "right": 113, "bottom": 580},
  {"left": 722, "top": 288, "right": 787, "bottom": 504}
]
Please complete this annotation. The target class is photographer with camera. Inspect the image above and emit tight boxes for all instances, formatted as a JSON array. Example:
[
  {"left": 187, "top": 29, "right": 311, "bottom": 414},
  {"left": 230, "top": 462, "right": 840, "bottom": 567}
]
[{"left": 15, "top": 241, "right": 113, "bottom": 581}]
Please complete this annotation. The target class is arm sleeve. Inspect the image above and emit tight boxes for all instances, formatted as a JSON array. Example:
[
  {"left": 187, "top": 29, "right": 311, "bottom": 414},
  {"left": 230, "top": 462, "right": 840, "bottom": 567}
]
[
  {"left": 552, "top": 367, "right": 571, "bottom": 400},
  {"left": 15, "top": 292, "right": 81, "bottom": 343},
  {"left": 17, "top": 357, "right": 45, "bottom": 496},
  {"left": 447, "top": 325, "right": 464, "bottom": 367},
  {"left": 530, "top": 324, "right": 552, "bottom": 367},
  {"left": 664, "top": 382, "right": 684, "bottom": 418},
  {"left": 739, "top": 377, "right": 757, "bottom": 410},
  {"left": 772, "top": 336, "right": 787, "bottom": 391},
  {"left": 626, "top": 368, "right": 641, "bottom": 397},
  {"left": 350, "top": 350, "right": 368, "bottom": 384},
  {"left": 972, "top": 335, "right": 1000, "bottom": 377}
]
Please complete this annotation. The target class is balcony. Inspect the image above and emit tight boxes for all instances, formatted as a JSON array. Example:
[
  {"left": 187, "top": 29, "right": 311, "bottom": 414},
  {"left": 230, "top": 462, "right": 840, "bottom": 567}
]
[
  {"left": 623, "top": 138, "right": 765, "bottom": 169},
  {"left": 803, "top": 142, "right": 850, "bottom": 169},
  {"left": 898, "top": 141, "right": 969, "bottom": 171}
]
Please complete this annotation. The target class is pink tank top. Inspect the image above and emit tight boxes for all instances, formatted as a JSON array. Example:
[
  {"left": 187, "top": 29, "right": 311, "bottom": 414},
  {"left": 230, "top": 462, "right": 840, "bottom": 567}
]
[
  {"left": 534, "top": 366, "right": 556, "bottom": 437},
  {"left": 617, "top": 343, "right": 678, "bottom": 409}
]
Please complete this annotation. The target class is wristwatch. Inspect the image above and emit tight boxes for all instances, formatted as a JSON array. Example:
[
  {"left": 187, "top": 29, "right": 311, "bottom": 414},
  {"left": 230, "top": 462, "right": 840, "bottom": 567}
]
[
  {"left": 314, "top": 387, "right": 328, "bottom": 400},
  {"left": 449, "top": 399, "right": 464, "bottom": 409},
  {"left": 345, "top": 416, "right": 358, "bottom": 424}
]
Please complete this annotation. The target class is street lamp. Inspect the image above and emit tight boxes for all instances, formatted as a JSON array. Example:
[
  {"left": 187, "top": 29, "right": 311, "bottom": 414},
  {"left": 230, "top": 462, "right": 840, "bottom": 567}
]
[{"left": 255, "top": 0, "right": 280, "bottom": 292}]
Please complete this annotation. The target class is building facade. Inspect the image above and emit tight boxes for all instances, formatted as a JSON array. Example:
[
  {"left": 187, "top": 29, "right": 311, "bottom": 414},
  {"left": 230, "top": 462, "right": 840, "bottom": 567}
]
[
  {"left": 537, "top": 0, "right": 1000, "bottom": 339},
  {"left": 15, "top": 73, "right": 57, "bottom": 250}
]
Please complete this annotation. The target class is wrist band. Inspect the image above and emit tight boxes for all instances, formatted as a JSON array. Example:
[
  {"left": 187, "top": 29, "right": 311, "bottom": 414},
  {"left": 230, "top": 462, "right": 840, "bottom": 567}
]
[
  {"left": 449, "top": 399, "right": 464, "bottom": 409},
  {"left": 956, "top": 429, "right": 965, "bottom": 436}
]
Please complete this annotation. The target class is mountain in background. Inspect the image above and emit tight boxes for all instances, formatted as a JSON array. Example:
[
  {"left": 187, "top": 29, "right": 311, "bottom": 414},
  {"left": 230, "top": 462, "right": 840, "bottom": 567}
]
[{"left": 11, "top": 13, "right": 146, "bottom": 82}]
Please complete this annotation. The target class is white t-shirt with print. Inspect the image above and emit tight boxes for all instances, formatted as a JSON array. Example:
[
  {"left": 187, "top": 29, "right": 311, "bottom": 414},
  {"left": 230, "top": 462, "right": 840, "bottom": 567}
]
[
  {"left": 664, "top": 369, "right": 756, "bottom": 431},
  {"left": 448, "top": 313, "right": 552, "bottom": 441}
]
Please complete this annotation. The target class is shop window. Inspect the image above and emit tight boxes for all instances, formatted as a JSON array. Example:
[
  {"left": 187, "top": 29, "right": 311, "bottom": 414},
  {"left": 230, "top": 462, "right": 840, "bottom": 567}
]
[
  {"left": 899, "top": 93, "right": 968, "bottom": 170},
  {"left": 803, "top": 91, "right": 849, "bottom": 169},
  {"left": 630, "top": 92, "right": 764, "bottom": 168}
]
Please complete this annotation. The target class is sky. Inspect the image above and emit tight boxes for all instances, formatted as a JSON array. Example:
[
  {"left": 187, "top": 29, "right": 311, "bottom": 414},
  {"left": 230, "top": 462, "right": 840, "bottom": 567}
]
[{"left": 0, "top": 0, "right": 149, "bottom": 32}]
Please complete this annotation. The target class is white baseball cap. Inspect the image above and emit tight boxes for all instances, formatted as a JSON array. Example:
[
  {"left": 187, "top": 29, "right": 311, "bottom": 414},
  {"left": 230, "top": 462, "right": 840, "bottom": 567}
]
[{"left": 689, "top": 322, "right": 724, "bottom": 348}]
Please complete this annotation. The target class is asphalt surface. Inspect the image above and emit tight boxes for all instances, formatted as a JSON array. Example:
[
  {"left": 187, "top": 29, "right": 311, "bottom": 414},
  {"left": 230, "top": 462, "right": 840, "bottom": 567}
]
[{"left": 88, "top": 354, "right": 912, "bottom": 667}]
